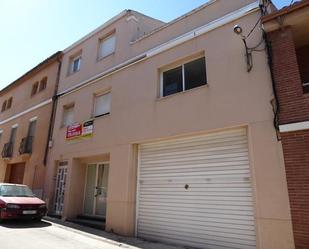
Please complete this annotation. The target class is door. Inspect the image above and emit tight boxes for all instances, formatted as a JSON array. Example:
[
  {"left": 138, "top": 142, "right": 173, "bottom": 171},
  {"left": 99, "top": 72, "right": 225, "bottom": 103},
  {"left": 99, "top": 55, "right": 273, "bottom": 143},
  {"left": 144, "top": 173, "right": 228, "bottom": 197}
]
[
  {"left": 8, "top": 163, "right": 25, "bottom": 184},
  {"left": 54, "top": 165, "right": 67, "bottom": 215},
  {"left": 137, "top": 128, "right": 256, "bottom": 249},
  {"left": 84, "top": 163, "right": 109, "bottom": 217}
]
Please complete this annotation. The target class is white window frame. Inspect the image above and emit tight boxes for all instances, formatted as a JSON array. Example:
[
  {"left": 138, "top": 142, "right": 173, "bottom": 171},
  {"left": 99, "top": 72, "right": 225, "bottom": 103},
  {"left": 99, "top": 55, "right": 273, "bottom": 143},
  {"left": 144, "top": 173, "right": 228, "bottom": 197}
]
[
  {"left": 160, "top": 56, "right": 206, "bottom": 97},
  {"left": 98, "top": 33, "right": 116, "bottom": 60},
  {"left": 93, "top": 92, "right": 111, "bottom": 118},
  {"left": 69, "top": 54, "right": 82, "bottom": 75}
]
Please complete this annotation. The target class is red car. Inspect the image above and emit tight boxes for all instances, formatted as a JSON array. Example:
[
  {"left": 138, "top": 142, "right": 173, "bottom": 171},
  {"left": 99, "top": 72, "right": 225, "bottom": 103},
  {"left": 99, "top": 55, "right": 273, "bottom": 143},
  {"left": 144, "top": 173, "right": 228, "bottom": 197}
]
[{"left": 0, "top": 183, "right": 47, "bottom": 221}]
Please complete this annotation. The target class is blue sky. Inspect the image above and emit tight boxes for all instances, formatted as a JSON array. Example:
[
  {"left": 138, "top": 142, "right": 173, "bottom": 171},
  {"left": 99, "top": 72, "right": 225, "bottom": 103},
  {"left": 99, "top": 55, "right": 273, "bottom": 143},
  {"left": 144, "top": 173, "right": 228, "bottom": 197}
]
[{"left": 0, "top": 0, "right": 290, "bottom": 90}]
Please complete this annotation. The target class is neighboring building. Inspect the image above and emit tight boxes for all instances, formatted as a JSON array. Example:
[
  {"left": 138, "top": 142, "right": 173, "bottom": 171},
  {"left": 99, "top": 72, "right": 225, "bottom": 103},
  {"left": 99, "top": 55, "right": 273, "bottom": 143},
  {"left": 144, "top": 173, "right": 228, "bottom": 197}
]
[
  {"left": 0, "top": 51, "right": 62, "bottom": 198},
  {"left": 262, "top": 1, "right": 309, "bottom": 249},
  {"left": 44, "top": 0, "right": 295, "bottom": 248}
]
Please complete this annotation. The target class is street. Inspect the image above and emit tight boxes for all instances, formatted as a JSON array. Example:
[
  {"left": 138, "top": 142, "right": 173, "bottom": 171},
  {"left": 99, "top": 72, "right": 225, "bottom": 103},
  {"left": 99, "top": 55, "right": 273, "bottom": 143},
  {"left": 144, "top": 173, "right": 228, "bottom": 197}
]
[{"left": 0, "top": 219, "right": 181, "bottom": 249}]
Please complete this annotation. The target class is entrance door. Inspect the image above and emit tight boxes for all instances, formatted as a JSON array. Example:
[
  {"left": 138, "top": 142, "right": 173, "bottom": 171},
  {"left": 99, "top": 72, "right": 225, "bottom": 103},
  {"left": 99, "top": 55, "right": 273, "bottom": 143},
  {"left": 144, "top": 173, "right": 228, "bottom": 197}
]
[
  {"left": 8, "top": 163, "right": 25, "bottom": 184},
  {"left": 54, "top": 165, "right": 67, "bottom": 215},
  {"left": 84, "top": 163, "right": 109, "bottom": 217}
]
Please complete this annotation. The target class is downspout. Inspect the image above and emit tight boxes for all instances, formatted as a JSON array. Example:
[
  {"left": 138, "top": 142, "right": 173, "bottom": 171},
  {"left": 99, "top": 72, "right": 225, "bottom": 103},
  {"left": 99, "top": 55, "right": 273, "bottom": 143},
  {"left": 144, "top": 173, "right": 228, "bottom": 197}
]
[
  {"left": 260, "top": 2, "right": 280, "bottom": 137},
  {"left": 44, "top": 53, "right": 62, "bottom": 165}
]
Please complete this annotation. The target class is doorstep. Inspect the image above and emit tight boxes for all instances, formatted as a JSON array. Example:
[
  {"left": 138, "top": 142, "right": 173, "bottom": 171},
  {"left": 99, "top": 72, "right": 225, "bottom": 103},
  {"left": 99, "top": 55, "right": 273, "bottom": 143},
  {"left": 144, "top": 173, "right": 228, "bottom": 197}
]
[{"left": 43, "top": 216, "right": 184, "bottom": 249}]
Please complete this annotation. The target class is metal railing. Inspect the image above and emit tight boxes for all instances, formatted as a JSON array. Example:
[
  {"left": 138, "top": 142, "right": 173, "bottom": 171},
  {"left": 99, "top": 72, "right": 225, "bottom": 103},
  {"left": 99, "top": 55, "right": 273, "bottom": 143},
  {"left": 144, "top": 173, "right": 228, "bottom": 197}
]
[
  {"left": 19, "top": 136, "right": 34, "bottom": 154},
  {"left": 1, "top": 142, "right": 14, "bottom": 158}
]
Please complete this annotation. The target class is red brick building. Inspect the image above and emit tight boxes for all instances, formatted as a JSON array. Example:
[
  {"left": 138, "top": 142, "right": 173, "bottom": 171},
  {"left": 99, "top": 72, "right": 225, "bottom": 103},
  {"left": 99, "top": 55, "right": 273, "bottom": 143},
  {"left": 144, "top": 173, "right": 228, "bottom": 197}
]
[{"left": 263, "top": 1, "right": 309, "bottom": 248}]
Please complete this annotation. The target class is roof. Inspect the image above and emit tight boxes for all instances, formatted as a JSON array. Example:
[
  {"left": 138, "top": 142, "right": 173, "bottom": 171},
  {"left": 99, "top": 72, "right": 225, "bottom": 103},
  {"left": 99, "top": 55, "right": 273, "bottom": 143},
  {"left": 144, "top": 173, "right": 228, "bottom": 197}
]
[
  {"left": 262, "top": 0, "right": 309, "bottom": 23},
  {"left": 0, "top": 51, "right": 63, "bottom": 96}
]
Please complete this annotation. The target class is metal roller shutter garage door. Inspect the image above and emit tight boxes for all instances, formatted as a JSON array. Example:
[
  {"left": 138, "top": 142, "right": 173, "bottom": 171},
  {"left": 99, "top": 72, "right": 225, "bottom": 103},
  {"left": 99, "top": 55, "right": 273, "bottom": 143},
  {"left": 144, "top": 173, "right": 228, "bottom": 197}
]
[{"left": 137, "top": 128, "right": 256, "bottom": 249}]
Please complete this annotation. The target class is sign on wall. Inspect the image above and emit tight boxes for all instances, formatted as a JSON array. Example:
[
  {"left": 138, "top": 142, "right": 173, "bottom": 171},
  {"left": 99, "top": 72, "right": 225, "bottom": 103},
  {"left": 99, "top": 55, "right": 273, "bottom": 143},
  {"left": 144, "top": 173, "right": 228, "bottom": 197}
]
[{"left": 66, "top": 120, "right": 94, "bottom": 140}]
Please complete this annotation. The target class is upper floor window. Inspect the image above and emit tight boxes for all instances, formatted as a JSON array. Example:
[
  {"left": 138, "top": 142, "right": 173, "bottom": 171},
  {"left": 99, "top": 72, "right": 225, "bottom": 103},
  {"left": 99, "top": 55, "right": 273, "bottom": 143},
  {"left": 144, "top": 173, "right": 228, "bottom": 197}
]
[
  {"left": 31, "top": 82, "right": 39, "bottom": 96},
  {"left": 39, "top": 77, "right": 47, "bottom": 92},
  {"left": 62, "top": 104, "right": 74, "bottom": 127},
  {"left": 69, "top": 54, "right": 81, "bottom": 75},
  {"left": 161, "top": 57, "right": 207, "bottom": 97},
  {"left": 1, "top": 97, "right": 13, "bottom": 112},
  {"left": 0, "top": 130, "right": 3, "bottom": 144},
  {"left": 98, "top": 34, "right": 116, "bottom": 59},
  {"left": 1, "top": 100, "right": 7, "bottom": 112},
  {"left": 9, "top": 126, "right": 17, "bottom": 144},
  {"left": 93, "top": 92, "right": 111, "bottom": 118},
  {"left": 27, "top": 119, "right": 37, "bottom": 138}
]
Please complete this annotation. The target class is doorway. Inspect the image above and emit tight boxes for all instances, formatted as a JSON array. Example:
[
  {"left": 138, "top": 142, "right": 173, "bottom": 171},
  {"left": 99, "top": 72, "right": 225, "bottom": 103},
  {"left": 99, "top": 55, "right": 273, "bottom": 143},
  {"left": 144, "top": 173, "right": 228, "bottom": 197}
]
[
  {"left": 5, "top": 163, "right": 25, "bottom": 184},
  {"left": 84, "top": 163, "right": 109, "bottom": 217},
  {"left": 53, "top": 164, "right": 67, "bottom": 215}
]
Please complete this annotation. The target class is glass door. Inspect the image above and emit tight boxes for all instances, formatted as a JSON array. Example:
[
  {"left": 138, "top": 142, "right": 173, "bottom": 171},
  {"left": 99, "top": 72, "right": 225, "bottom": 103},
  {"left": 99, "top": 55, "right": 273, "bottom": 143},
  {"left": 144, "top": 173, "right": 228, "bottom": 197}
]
[{"left": 84, "top": 163, "right": 109, "bottom": 217}]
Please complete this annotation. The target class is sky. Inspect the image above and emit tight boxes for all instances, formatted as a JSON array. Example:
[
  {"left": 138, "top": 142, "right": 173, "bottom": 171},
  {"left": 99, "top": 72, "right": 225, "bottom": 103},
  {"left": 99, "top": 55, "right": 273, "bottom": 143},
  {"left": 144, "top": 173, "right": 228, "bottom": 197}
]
[{"left": 0, "top": 0, "right": 291, "bottom": 90}]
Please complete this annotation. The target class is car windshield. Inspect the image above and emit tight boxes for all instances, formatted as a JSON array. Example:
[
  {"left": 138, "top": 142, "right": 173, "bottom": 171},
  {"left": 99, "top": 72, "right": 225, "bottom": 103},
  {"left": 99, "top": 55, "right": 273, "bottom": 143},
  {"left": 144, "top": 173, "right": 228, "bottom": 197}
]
[{"left": 0, "top": 185, "right": 35, "bottom": 197}]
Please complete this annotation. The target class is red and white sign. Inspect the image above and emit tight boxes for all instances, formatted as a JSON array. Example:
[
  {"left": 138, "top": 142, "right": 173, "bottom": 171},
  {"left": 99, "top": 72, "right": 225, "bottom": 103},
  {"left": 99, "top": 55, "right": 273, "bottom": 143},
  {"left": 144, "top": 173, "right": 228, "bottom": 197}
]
[
  {"left": 66, "top": 120, "right": 94, "bottom": 141},
  {"left": 66, "top": 123, "right": 82, "bottom": 140}
]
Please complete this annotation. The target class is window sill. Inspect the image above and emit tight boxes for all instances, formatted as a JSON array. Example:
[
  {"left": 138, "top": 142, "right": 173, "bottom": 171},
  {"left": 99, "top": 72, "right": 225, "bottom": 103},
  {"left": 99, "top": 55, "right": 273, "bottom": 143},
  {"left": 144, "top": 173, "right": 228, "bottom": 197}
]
[
  {"left": 92, "top": 112, "right": 110, "bottom": 120},
  {"left": 157, "top": 84, "right": 208, "bottom": 101},
  {"left": 97, "top": 52, "right": 115, "bottom": 62}
]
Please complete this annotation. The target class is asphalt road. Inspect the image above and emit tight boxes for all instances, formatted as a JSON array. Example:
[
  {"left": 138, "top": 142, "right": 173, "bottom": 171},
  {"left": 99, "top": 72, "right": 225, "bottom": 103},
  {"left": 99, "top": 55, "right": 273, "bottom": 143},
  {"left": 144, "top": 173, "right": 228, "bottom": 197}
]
[{"left": 0, "top": 220, "right": 128, "bottom": 249}]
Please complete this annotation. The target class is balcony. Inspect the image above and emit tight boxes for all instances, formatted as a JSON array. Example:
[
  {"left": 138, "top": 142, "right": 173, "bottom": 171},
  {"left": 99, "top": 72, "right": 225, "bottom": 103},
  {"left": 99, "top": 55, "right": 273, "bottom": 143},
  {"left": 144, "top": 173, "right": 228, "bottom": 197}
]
[
  {"left": 1, "top": 142, "right": 13, "bottom": 158},
  {"left": 19, "top": 136, "right": 33, "bottom": 155}
]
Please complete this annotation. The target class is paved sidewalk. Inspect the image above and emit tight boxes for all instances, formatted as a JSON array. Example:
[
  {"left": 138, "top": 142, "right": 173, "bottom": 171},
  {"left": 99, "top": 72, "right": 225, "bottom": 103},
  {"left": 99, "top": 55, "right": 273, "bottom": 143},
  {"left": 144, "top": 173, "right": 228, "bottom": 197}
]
[{"left": 43, "top": 216, "right": 184, "bottom": 249}]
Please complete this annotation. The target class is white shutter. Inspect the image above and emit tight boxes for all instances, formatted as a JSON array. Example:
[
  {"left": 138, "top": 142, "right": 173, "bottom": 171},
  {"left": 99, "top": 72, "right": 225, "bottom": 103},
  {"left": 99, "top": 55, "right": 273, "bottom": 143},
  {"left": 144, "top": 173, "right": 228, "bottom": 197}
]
[
  {"left": 99, "top": 35, "right": 116, "bottom": 58},
  {"left": 137, "top": 128, "right": 256, "bottom": 249},
  {"left": 93, "top": 92, "right": 111, "bottom": 117},
  {"left": 63, "top": 106, "right": 74, "bottom": 127}
]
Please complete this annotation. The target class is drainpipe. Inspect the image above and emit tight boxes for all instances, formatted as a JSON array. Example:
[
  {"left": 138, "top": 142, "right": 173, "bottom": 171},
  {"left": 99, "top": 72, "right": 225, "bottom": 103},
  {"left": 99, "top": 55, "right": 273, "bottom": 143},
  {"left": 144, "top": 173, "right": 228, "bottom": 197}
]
[
  {"left": 44, "top": 52, "right": 63, "bottom": 165},
  {"left": 259, "top": 2, "right": 280, "bottom": 134}
]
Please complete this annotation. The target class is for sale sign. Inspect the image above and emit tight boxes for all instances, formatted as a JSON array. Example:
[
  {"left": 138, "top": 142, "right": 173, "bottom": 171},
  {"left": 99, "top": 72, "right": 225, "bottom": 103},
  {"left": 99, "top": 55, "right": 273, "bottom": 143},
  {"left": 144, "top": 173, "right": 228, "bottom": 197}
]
[
  {"left": 66, "top": 119, "right": 94, "bottom": 140},
  {"left": 66, "top": 123, "right": 82, "bottom": 140}
]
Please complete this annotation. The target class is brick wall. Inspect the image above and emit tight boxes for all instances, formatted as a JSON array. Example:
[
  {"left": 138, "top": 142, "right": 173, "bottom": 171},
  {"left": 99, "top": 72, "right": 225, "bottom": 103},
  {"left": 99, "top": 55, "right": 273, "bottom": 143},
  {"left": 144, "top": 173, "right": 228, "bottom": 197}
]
[
  {"left": 268, "top": 28, "right": 309, "bottom": 125},
  {"left": 281, "top": 130, "right": 309, "bottom": 249}
]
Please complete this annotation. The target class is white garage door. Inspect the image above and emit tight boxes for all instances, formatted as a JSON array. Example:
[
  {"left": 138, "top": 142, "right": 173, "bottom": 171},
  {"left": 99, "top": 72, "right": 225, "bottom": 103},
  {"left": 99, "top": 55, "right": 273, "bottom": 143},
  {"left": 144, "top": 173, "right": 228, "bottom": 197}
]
[{"left": 137, "top": 128, "right": 256, "bottom": 249}]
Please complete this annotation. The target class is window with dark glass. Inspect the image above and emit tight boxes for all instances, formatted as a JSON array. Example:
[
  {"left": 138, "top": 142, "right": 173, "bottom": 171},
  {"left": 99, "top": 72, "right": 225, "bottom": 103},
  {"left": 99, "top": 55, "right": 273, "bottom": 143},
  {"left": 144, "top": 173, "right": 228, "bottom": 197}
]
[
  {"left": 6, "top": 97, "right": 12, "bottom": 109},
  {"left": 39, "top": 77, "right": 47, "bottom": 92},
  {"left": 184, "top": 57, "right": 207, "bottom": 90},
  {"left": 1, "top": 100, "right": 7, "bottom": 112},
  {"left": 162, "top": 57, "right": 207, "bottom": 97},
  {"left": 162, "top": 66, "right": 183, "bottom": 96},
  {"left": 31, "top": 82, "right": 39, "bottom": 96}
]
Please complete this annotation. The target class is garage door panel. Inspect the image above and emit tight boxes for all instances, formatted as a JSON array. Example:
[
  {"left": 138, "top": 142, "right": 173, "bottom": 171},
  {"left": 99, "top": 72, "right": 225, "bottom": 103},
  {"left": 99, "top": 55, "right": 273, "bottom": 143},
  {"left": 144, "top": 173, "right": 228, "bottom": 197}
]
[
  {"left": 137, "top": 128, "right": 256, "bottom": 249},
  {"left": 139, "top": 230, "right": 256, "bottom": 249}
]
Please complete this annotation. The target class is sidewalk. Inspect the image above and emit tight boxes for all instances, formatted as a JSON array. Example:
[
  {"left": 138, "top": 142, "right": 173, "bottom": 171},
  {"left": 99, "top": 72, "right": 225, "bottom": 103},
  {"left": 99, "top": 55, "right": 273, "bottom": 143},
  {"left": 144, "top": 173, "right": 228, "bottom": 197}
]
[{"left": 43, "top": 216, "right": 184, "bottom": 249}]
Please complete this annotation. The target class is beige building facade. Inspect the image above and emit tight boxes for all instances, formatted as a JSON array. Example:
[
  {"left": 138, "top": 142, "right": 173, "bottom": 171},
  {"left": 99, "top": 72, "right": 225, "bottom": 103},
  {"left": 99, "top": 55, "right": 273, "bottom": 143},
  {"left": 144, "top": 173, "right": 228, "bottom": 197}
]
[
  {"left": 0, "top": 52, "right": 62, "bottom": 198},
  {"left": 44, "top": 1, "right": 295, "bottom": 248}
]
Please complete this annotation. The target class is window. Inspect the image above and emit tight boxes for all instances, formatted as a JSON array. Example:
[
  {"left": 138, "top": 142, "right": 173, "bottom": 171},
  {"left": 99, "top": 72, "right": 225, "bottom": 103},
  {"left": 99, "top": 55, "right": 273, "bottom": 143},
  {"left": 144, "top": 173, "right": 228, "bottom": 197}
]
[
  {"left": 0, "top": 130, "right": 3, "bottom": 144},
  {"left": 1, "top": 97, "right": 13, "bottom": 112},
  {"left": 69, "top": 55, "right": 81, "bottom": 75},
  {"left": 162, "top": 57, "right": 207, "bottom": 97},
  {"left": 9, "top": 126, "right": 17, "bottom": 143},
  {"left": 6, "top": 97, "right": 12, "bottom": 109},
  {"left": 93, "top": 92, "right": 111, "bottom": 117},
  {"left": 27, "top": 120, "right": 37, "bottom": 137},
  {"left": 296, "top": 45, "right": 309, "bottom": 93},
  {"left": 39, "top": 77, "right": 47, "bottom": 92},
  {"left": 98, "top": 34, "right": 116, "bottom": 59},
  {"left": 31, "top": 82, "right": 39, "bottom": 96},
  {"left": 1, "top": 100, "right": 7, "bottom": 112},
  {"left": 62, "top": 104, "right": 74, "bottom": 127}
]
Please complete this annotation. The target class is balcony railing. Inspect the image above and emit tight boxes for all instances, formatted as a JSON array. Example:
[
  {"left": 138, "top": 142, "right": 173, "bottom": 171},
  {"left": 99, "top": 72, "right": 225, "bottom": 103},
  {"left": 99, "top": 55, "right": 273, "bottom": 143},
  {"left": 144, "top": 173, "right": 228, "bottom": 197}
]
[
  {"left": 19, "top": 136, "right": 34, "bottom": 155},
  {"left": 1, "top": 142, "right": 14, "bottom": 158}
]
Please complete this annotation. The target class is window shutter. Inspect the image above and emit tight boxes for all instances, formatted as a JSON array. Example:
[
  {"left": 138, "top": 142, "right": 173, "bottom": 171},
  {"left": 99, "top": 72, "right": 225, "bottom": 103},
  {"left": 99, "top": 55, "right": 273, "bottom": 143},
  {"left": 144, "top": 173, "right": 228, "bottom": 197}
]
[
  {"left": 99, "top": 35, "right": 116, "bottom": 58},
  {"left": 94, "top": 92, "right": 111, "bottom": 117}
]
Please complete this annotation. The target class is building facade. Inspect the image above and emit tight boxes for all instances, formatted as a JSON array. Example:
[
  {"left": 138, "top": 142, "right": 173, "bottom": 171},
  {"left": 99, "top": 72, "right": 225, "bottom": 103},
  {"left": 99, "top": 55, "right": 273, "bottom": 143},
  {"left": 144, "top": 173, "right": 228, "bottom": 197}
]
[
  {"left": 0, "top": 52, "right": 62, "bottom": 198},
  {"left": 263, "top": 2, "right": 309, "bottom": 249},
  {"left": 43, "top": 0, "right": 296, "bottom": 248}
]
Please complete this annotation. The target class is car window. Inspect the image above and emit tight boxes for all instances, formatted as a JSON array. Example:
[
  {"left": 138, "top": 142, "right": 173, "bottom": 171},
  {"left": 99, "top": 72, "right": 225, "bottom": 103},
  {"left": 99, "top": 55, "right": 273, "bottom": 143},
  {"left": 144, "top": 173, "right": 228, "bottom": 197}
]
[{"left": 0, "top": 185, "right": 34, "bottom": 197}]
